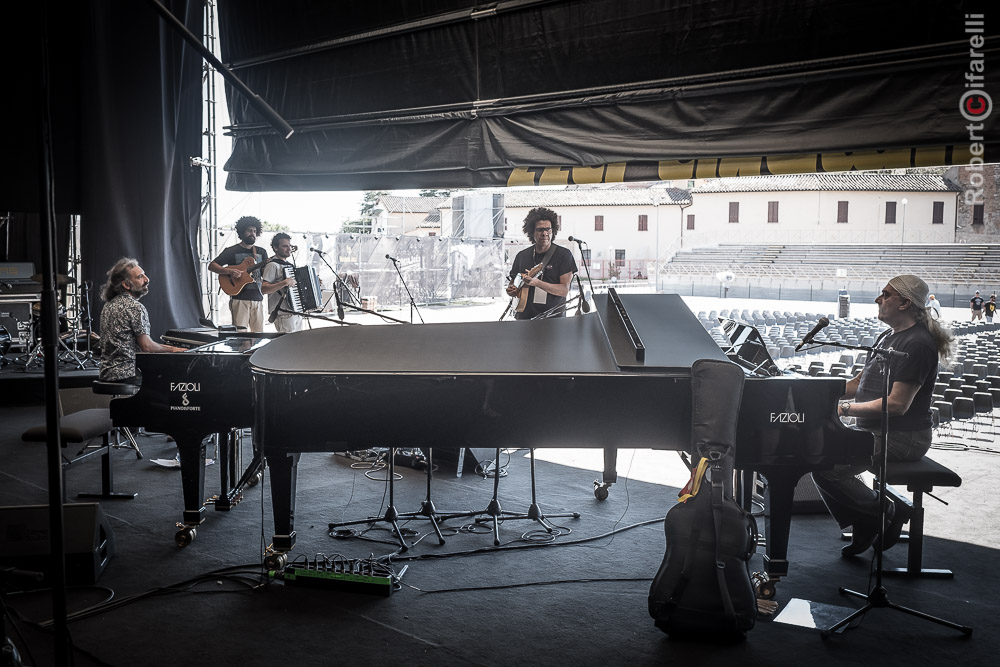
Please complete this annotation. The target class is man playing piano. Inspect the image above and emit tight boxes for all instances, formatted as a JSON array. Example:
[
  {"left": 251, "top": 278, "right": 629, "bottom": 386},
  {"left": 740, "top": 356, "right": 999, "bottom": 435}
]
[
  {"left": 261, "top": 232, "right": 301, "bottom": 333},
  {"left": 98, "top": 258, "right": 185, "bottom": 384},
  {"left": 505, "top": 207, "right": 578, "bottom": 320},
  {"left": 812, "top": 274, "right": 953, "bottom": 557},
  {"left": 208, "top": 216, "right": 269, "bottom": 332}
]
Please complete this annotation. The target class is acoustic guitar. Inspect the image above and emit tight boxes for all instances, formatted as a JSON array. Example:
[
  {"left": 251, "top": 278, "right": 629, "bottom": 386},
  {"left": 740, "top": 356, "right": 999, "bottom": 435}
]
[
  {"left": 510, "top": 262, "right": 544, "bottom": 313},
  {"left": 218, "top": 255, "right": 270, "bottom": 297}
]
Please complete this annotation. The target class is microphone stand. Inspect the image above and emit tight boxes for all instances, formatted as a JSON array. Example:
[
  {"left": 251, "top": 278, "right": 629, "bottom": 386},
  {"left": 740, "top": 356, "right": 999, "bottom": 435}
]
[
  {"left": 804, "top": 338, "right": 973, "bottom": 638},
  {"left": 571, "top": 238, "right": 597, "bottom": 296},
  {"left": 310, "top": 249, "right": 348, "bottom": 322},
  {"left": 387, "top": 256, "right": 424, "bottom": 324}
]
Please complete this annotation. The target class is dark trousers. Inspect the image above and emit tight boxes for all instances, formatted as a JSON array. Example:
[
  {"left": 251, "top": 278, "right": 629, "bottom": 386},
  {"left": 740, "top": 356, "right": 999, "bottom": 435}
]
[{"left": 812, "top": 428, "right": 931, "bottom": 529}]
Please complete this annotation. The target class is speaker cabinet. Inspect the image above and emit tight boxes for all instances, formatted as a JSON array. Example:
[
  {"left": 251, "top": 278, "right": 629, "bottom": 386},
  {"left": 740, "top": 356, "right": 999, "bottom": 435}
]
[{"left": 0, "top": 503, "right": 116, "bottom": 585}]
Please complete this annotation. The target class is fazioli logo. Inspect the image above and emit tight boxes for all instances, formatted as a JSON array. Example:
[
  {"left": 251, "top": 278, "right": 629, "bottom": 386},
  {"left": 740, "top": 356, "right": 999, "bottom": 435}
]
[
  {"left": 170, "top": 382, "right": 201, "bottom": 392},
  {"left": 770, "top": 412, "right": 805, "bottom": 423},
  {"left": 182, "top": 392, "right": 190, "bottom": 407}
]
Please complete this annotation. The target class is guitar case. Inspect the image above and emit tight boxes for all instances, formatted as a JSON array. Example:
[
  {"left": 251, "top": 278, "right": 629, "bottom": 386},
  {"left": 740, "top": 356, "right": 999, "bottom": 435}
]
[{"left": 648, "top": 359, "right": 758, "bottom": 642}]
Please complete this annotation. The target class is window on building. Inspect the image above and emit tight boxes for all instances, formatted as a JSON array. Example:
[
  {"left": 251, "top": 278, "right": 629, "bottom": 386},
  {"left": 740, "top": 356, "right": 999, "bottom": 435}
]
[
  {"left": 729, "top": 202, "right": 739, "bottom": 223},
  {"left": 932, "top": 201, "right": 944, "bottom": 224},
  {"left": 885, "top": 201, "right": 897, "bottom": 224},
  {"left": 638, "top": 214, "right": 648, "bottom": 231},
  {"left": 581, "top": 248, "right": 591, "bottom": 265},
  {"left": 615, "top": 249, "right": 626, "bottom": 266},
  {"left": 595, "top": 215, "right": 604, "bottom": 231},
  {"left": 767, "top": 201, "right": 779, "bottom": 223},
  {"left": 428, "top": 232, "right": 436, "bottom": 237},
  {"left": 973, "top": 204, "right": 984, "bottom": 226},
  {"left": 686, "top": 214, "right": 695, "bottom": 230},
  {"left": 837, "top": 201, "right": 849, "bottom": 223}
]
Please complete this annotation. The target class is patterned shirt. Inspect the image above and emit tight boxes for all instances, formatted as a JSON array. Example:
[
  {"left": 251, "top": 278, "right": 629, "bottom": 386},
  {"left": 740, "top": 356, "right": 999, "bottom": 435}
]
[{"left": 99, "top": 294, "right": 150, "bottom": 381}]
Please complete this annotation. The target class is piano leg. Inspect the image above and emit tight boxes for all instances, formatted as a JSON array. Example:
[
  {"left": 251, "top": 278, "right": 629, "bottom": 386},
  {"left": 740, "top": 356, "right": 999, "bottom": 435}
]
[
  {"left": 214, "top": 430, "right": 242, "bottom": 511},
  {"left": 175, "top": 436, "right": 207, "bottom": 546},
  {"left": 760, "top": 468, "right": 803, "bottom": 589},
  {"left": 267, "top": 450, "right": 300, "bottom": 552},
  {"left": 594, "top": 447, "right": 618, "bottom": 500}
]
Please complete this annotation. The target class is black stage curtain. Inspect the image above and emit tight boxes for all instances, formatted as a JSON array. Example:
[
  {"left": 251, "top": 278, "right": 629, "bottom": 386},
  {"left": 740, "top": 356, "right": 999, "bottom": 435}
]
[
  {"left": 79, "top": 0, "right": 204, "bottom": 333},
  {"left": 0, "top": 0, "right": 203, "bottom": 335},
  {"left": 218, "top": 0, "right": 998, "bottom": 191}
]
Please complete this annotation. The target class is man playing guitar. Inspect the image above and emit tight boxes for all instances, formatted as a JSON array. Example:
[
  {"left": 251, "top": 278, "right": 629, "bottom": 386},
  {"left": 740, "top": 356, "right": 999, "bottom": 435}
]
[
  {"left": 208, "top": 216, "right": 269, "bottom": 332},
  {"left": 505, "top": 207, "right": 577, "bottom": 320}
]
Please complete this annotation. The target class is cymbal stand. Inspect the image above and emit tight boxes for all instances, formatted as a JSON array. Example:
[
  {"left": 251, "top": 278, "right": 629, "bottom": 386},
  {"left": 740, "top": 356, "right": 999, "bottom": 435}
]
[
  {"left": 328, "top": 448, "right": 410, "bottom": 551},
  {"left": 819, "top": 342, "right": 971, "bottom": 638},
  {"left": 473, "top": 447, "right": 580, "bottom": 546},
  {"left": 69, "top": 279, "right": 99, "bottom": 368}
]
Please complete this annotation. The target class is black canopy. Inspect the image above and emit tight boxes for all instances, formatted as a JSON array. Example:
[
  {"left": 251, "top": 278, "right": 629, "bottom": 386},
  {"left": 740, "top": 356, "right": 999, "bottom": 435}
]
[{"left": 218, "top": 0, "right": 998, "bottom": 191}]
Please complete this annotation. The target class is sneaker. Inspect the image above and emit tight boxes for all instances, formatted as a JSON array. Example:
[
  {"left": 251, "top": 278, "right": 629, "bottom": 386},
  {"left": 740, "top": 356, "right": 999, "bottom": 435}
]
[
  {"left": 881, "top": 500, "right": 913, "bottom": 551},
  {"left": 841, "top": 519, "right": 879, "bottom": 557}
]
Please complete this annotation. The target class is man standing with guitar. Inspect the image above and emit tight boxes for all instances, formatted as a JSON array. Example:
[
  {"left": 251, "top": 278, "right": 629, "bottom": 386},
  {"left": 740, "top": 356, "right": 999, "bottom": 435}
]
[
  {"left": 208, "top": 216, "right": 269, "bottom": 332},
  {"left": 505, "top": 207, "right": 577, "bottom": 320}
]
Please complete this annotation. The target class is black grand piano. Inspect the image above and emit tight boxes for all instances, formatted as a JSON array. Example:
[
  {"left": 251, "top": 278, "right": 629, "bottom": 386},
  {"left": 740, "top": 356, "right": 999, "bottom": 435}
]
[
  {"left": 250, "top": 292, "right": 871, "bottom": 594},
  {"left": 110, "top": 336, "right": 271, "bottom": 545}
]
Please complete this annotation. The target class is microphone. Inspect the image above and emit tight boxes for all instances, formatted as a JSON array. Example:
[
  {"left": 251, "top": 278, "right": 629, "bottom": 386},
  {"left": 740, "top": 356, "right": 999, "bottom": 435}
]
[
  {"left": 575, "top": 275, "right": 590, "bottom": 313},
  {"left": 386, "top": 254, "right": 399, "bottom": 263},
  {"left": 795, "top": 317, "right": 830, "bottom": 351},
  {"left": 309, "top": 247, "right": 326, "bottom": 255},
  {"left": 567, "top": 236, "right": 585, "bottom": 245},
  {"left": 290, "top": 245, "right": 298, "bottom": 253},
  {"left": 337, "top": 303, "right": 345, "bottom": 320}
]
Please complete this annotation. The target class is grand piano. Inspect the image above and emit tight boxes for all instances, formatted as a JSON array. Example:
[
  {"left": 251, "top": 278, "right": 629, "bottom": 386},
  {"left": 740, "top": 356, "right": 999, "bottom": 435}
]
[
  {"left": 250, "top": 292, "right": 871, "bottom": 593},
  {"left": 110, "top": 336, "right": 272, "bottom": 545}
]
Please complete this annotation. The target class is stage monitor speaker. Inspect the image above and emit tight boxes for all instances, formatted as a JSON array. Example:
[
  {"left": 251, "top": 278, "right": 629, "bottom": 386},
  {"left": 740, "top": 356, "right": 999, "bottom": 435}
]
[{"left": 0, "top": 503, "right": 116, "bottom": 585}]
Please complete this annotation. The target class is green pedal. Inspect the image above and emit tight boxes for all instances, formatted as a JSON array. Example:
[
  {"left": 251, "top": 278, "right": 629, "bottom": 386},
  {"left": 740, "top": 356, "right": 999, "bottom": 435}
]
[{"left": 281, "top": 566, "right": 394, "bottom": 597}]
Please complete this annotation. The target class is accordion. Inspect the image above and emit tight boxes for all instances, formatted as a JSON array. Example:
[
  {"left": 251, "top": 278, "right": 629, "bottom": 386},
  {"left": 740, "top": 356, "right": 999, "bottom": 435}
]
[{"left": 284, "top": 265, "right": 322, "bottom": 312}]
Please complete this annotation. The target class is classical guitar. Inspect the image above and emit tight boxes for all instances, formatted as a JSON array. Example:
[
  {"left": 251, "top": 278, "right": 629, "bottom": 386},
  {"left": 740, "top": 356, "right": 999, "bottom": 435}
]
[
  {"left": 511, "top": 262, "right": 544, "bottom": 313},
  {"left": 218, "top": 255, "right": 270, "bottom": 297}
]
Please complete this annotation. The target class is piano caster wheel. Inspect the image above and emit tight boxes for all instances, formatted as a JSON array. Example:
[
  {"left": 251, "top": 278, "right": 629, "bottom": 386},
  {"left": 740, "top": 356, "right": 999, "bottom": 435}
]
[
  {"left": 264, "top": 552, "right": 287, "bottom": 571},
  {"left": 175, "top": 525, "right": 197, "bottom": 547},
  {"left": 752, "top": 573, "right": 776, "bottom": 600},
  {"left": 593, "top": 481, "right": 611, "bottom": 501},
  {"left": 248, "top": 471, "right": 263, "bottom": 487}
]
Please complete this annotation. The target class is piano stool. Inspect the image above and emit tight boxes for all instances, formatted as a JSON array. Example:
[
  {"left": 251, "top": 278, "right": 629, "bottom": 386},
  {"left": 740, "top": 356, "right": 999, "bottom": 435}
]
[
  {"left": 881, "top": 456, "right": 962, "bottom": 578},
  {"left": 92, "top": 380, "right": 143, "bottom": 459},
  {"left": 21, "top": 408, "right": 137, "bottom": 500}
]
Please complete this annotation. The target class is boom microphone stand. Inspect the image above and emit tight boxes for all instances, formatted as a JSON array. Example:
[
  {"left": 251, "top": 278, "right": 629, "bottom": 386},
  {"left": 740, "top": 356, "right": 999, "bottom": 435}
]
[
  {"left": 386, "top": 254, "right": 424, "bottom": 324},
  {"left": 310, "top": 248, "right": 410, "bottom": 325},
  {"left": 806, "top": 339, "right": 972, "bottom": 638}
]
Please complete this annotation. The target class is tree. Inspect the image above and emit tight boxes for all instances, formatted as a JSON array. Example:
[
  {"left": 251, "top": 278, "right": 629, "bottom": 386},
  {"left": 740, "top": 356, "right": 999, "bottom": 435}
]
[
  {"left": 419, "top": 189, "right": 451, "bottom": 198},
  {"left": 340, "top": 219, "right": 371, "bottom": 234},
  {"left": 360, "top": 191, "right": 388, "bottom": 218}
]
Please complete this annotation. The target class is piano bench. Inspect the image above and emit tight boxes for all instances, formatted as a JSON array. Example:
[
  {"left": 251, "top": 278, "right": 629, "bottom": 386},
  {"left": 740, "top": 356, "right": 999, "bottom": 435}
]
[
  {"left": 21, "top": 409, "right": 137, "bottom": 500},
  {"left": 92, "top": 380, "right": 143, "bottom": 459},
  {"left": 881, "top": 456, "right": 962, "bottom": 579}
]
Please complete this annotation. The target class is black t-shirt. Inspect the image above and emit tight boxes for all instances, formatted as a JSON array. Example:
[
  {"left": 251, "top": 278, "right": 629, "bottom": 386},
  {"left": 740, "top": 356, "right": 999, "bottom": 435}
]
[
  {"left": 971, "top": 296, "right": 984, "bottom": 310},
  {"left": 213, "top": 244, "right": 268, "bottom": 301},
  {"left": 985, "top": 301, "right": 997, "bottom": 316},
  {"left": 508, "top": 244, "right": 578, "bottom": 320},
  {"left": 854, "top": 325, "right": 938, "bottom": 431}
]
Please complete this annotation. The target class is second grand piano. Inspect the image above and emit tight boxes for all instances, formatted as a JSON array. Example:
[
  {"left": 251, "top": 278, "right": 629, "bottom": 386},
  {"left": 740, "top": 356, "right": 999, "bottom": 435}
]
[{"left": 250, "top": 293, "right": 870, "bottom": 593}]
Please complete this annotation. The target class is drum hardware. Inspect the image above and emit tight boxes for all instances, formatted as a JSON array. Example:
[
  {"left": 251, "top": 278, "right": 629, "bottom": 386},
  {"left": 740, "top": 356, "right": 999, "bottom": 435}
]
[{"left": 0, "top": 325, "right": 11, "bottom": 366}]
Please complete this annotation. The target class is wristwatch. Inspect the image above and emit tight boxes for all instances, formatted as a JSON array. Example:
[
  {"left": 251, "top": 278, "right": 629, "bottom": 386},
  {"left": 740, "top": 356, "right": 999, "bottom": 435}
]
[{"left": 840, "top": 401, "right": 851, "bottom": 415}]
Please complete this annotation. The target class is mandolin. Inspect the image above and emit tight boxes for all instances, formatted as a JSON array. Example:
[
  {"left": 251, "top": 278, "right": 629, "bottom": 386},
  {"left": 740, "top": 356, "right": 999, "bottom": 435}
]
[{"left": 218, "top": 255, "right": 270, "bottom": 296}]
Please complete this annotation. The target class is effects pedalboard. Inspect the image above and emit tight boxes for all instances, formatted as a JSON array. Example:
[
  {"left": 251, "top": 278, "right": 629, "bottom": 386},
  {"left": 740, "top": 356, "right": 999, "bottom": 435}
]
[{"left": 278, "top": 557, "right": 402, "bottom": 597}]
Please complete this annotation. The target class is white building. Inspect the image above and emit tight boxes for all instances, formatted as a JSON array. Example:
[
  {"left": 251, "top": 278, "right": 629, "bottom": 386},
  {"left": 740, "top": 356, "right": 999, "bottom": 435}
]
[{"left": 374, "top": 195, "right": 447, "bottom": 236}]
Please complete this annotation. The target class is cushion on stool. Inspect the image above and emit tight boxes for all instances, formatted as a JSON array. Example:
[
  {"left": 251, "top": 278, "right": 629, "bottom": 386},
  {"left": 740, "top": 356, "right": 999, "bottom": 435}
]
[
  {"left": 884, "top": 457, "right": 962, "bottom": 491},
  {"left": 21, "top": 409, "right": 114, "bottom": 444}
]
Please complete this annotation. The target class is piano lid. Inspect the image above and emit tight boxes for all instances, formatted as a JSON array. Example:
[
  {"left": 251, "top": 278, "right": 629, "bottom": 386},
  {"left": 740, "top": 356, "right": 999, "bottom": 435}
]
[{"left": 250, "top": 293, "right": 726, "bottom": 376}]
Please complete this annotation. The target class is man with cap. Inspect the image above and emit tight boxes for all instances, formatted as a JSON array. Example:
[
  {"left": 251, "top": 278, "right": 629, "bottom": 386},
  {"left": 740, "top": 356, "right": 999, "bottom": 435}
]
[
  {"left": 970, "top": 290, "right": 985, "bottom": 321},
  {"left": 208, "top": 216, "right": 270, "bottom": 332},
  {"left": 812, "top": 275, "right": 953, "bottom": 557}
]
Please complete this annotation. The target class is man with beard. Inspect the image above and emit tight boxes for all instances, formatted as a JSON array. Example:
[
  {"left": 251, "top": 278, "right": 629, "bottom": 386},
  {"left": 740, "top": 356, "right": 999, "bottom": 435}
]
[
  {"left": 98, "top": 257, "right": 185, "bottom": 385},
  {"left": 505, "top": 207, "right": 577, "bottom": 320},
  {"left": 209, "top": 215, "right": 270, "bottom": 332}
]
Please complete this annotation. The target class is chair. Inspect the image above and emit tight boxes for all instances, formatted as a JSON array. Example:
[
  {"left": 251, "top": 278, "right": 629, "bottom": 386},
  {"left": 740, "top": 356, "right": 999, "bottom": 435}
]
[{"left": 21, "top": 388, "right": 136, "bottom": 500}]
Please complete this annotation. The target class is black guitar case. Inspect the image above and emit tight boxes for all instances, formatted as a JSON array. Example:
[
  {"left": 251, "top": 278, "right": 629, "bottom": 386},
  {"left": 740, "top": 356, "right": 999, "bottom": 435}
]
[{"left": 648, "top": 358, "right": 758, "bottom": 642}]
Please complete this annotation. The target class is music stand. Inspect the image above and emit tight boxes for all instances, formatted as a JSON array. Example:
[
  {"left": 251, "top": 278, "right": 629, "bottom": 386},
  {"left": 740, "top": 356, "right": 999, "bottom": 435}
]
[{"left": 808, "top": 339, "right": 972, "bottom": 638}]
